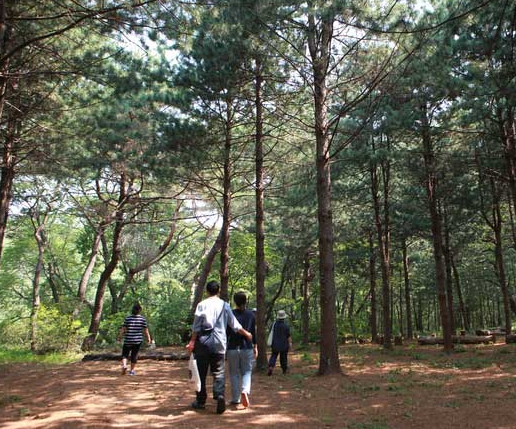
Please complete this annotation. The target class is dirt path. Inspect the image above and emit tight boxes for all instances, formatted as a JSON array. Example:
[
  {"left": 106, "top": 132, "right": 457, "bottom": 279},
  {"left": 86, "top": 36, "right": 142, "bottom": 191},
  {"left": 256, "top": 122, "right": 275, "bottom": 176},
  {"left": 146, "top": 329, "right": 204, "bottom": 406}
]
[{"left": 2, "top": 344, "right": 516, "bottom": 429}]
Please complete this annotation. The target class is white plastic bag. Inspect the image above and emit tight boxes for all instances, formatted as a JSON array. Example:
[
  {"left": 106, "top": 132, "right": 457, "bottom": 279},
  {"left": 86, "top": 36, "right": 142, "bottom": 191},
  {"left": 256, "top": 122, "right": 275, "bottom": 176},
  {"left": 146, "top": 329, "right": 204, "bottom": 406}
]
[
  {"left": 267, "top": 322, "right": 275, "bottom": 347},
  {"left": 188, "top": 354, "right": 201, "bottom": 392}
]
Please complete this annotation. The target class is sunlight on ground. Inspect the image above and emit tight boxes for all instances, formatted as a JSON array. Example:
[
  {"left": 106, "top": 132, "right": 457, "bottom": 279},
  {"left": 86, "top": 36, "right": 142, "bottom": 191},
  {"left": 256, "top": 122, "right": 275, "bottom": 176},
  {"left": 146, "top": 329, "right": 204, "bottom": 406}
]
[{"left": 2, "top": 345, "right": 516, "bottom": 429}]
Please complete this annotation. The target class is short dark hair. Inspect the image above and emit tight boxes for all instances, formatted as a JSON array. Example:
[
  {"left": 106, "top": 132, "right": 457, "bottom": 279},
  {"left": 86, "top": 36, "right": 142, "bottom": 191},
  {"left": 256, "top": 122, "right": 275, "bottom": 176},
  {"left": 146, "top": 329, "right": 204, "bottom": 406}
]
[
  {"left": 132, "top": 302, "right": 142, "bottom": 315},
  {"left": 206, "top": 280, "right": 220, "bottom": 296},
  {"left": 233, "top": 291, "right": 247, "bottom": 308}
]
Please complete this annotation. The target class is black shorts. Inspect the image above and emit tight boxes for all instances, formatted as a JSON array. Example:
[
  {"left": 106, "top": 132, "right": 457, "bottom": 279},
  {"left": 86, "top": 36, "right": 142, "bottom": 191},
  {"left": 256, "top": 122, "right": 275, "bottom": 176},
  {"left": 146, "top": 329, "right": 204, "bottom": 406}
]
[{"left": 122, "top": 342, "right": 141, "bottom": 363}]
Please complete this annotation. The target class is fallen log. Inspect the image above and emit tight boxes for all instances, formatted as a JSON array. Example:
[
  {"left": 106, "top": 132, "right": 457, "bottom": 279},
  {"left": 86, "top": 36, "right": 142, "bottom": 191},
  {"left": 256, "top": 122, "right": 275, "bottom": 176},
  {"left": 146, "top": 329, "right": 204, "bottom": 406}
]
[
  {"left": 418, "top": 335, "right": 495, "bottom": 345},
  {"left": 505, "top": 334, "right": 516, "bottom": 344},
  {"left": 476, "top": 329, "right": 505, "bottom": 336},
  {"left": 82, "top": 351, "right": 188, "bottom": 361}
]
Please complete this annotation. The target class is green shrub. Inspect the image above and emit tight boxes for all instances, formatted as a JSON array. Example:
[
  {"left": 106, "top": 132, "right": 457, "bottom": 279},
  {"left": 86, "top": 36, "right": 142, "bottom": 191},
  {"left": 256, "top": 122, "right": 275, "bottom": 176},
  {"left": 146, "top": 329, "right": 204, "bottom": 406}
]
[
  {"left": 34, "top": 305, "right": 87, "bottom": 352},
  {"left": 0, "top": 317, "right": 30, "bottom": 346},
  {"left": 98, "top": 312, "right": 127, "bottom": 346},
  {"left": 0, "top": 304, "right": 86, "bottom": 352},
  {"left": 0, "top": 347, "right": 82, "bottom": 364}
]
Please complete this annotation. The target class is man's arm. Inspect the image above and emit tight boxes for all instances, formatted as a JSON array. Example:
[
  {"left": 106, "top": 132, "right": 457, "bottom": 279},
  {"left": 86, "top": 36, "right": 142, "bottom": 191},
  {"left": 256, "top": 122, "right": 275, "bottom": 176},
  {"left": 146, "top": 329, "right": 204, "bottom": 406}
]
[
  {"left": 238, "top": 327, "right": 253, "bottom": 342},
  {"left": 251, "top": 316, "right": 258, "bottom": 358},
  {"left": 226, "top": 304, "right": 253, "bottom": 341},
  {"left": 186, "top": 304, "right": 204, "bottom": 353},
  {"left": 186, "top": 331, "right": 197, "bottom": 353}
]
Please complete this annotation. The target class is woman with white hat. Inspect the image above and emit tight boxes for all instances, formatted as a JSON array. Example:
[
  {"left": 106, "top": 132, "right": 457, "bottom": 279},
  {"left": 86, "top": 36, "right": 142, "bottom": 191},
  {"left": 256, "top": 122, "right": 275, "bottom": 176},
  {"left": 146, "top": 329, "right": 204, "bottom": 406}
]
[{"left": 267, "top": 310, "right": 292, "bottom": 376}]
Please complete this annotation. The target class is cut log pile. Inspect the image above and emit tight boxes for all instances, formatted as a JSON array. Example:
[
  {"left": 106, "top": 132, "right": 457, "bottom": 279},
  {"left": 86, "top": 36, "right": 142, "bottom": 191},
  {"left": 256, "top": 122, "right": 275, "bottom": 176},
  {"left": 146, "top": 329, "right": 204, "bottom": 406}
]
[
  {"left": 476, "top": 329, "right": 506, "bottom": 336},
  {"left": 417, "top": 335, "right": 495, "bottom": 345},
  {"left": 82, "top": 351, "right": 188, "bottom": 361}
]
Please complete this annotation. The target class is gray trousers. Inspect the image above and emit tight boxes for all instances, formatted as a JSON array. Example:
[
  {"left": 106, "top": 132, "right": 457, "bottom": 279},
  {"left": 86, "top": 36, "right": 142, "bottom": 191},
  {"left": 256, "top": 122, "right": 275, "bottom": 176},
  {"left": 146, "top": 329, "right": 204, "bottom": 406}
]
[{"left": 194, "top": 351, "right": 225, "bottom": 404}]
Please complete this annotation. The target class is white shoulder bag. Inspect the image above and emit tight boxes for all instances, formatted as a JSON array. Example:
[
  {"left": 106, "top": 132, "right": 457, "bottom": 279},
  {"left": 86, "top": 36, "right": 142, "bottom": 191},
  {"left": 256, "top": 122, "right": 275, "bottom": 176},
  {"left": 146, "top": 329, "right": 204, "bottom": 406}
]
[
  {"left": 188, "top": 354, "right": 201, "bottom": 392},
  {"left": 267, "top": 322, "right": 276, "bottom": 347}
]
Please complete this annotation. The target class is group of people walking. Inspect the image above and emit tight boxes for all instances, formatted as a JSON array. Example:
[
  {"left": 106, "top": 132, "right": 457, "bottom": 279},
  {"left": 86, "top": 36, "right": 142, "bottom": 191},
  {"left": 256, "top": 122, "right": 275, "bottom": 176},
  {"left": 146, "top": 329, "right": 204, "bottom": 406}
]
[
  {"left": 118, "top": 280, "right": 292, "bottom": 414},
  {"left": 185, "top": 280, "right": 292, "bottom": 413}
]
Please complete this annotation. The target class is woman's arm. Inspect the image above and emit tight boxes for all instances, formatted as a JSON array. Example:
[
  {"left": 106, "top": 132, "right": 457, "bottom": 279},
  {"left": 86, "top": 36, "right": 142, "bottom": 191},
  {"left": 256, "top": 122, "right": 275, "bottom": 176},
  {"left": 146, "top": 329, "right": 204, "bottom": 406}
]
[
  {"left": 144, "top": 327, "right": 152, "bottom": 343},
  {"left": 117, "top": 326, "right": 126, "bottom": 342}
]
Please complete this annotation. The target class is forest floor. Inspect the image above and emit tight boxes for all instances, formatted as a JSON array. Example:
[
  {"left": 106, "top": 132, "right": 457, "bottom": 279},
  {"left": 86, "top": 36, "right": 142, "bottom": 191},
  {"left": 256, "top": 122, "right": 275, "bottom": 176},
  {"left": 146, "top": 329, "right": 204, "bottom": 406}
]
[{"left": 1, "top": 342, "right": 516, "bottom": 429}]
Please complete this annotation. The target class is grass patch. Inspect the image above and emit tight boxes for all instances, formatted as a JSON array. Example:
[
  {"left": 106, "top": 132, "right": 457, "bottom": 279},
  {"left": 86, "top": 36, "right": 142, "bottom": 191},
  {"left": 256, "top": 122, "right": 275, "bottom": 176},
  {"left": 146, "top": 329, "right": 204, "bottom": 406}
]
[
  {"left": 443, "top": 400, "right": 461, "bottom": 409},
  {"left": 347, "top": 421, "right": 392, "bottom": 429},
  {"left": 419, "top": 380, "right": 445, "bottom": 389},
  {"left": 288, "top": 373, "right": 307, "bottom": 386},
  {"left": 0, "top": 395, "right": 21, "bottom": 407},
  {"left": 320, "top": 415, "right": 334, "bottom": 424},
  {"left": 410, "top": 352, "right": 427, "bottom": 360},
  {"left": 0, "top": 348, "right": 82, "bottom": 365},
  {"left": 497, "top": 347, "right": 513, "bottom": 355},
  {"left": 300, "top": 352, "right": 316, "bottom": 365},
  {"left": 19, "top": 407, "right": 31, "bottom": 417},
  {"left": 428, "top": 356, "right": 492, "bottom": 370},
  {"left": 343, "top": 383, "right": 380, "bottom": 397}
]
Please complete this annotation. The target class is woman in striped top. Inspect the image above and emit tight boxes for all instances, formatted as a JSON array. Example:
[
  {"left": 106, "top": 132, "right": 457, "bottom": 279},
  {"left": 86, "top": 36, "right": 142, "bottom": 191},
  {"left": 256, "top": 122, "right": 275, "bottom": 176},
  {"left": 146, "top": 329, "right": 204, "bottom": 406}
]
[{"left": 118, "top": 302, "right": 152, "bottom": 375}]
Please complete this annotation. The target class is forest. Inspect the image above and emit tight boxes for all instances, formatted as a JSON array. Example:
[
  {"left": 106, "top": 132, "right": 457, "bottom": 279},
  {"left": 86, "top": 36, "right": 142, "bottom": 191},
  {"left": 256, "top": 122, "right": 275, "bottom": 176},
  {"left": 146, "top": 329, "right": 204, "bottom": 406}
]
[{"left": 1, "top": 1, "right": 516, "bottom": 428}]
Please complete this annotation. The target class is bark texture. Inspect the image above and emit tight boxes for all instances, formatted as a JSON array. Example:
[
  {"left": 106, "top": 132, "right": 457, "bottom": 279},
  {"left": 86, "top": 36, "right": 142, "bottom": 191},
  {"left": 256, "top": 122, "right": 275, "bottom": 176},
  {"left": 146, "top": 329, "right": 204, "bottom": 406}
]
[
  {"left": 421, "top": 105, "right": 453, "bottom": 353},
  {"left": 307, "top": 8, "right": 341, "bottom": 374}
]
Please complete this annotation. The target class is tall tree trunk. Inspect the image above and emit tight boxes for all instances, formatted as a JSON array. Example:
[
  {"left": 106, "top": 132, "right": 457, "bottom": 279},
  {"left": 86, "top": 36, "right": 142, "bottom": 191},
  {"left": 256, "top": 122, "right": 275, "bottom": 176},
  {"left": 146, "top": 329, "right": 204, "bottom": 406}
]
[
  {"left": 265, "top": 258, "right": 290, "bottom": 325},
  {"left": 46, "top": 263, "right": 60, "bottom": 304},
  {"left": 77, "top": 226, "right": 103, "bottom": 303},
  {"left": 442, "top": 204, "right": 455, "bottom": 333},
  {"left": 369, "top": 230, "right": 378, "bottom": 343},
  {"left": 254, "top": 56, "right": 268, "bottom": 370},
  {"left": 498, "top": 107, "right": 516, "bottom": 221},
  {"left": 421, "top": 105, "right": 453, "bottom": 353},
  {"left": 0, "top": 3, "right": 17, "bottom": 271},
  {"left": 100, "top": 234, "right": 119, "bottom": 315},
  {"left": 507, "top": 189, "right": 516, "bottom": 251},
  {"left": 117, "top": 270, "right": 135, "bottom": 313},
  {"left": 402, "top": 238, "right": 413, "bottom": 339},
  {"left": 30, "top": 222, "right": 47, "bottom": 352},
  {"left": 480, "top": 293, "right": 485, "bottom": 328},
  {"left": 82, "top": 174, "right": 126, "bottom": 351},
  {"left": 220, "top": 101, "right": 232, "bottom": 302},
  {"left": 348, "top": 287, "right": 357, "bottom": 342},
  {"left": 370, "top": 146, "right": 392, "bottom": 349},
  {"left": 190, "top": 230, "right": 223, "bottom": 319},
  {"left": 302, "top": 251, "right": 312, "bottom": 346},
  {"left": 307, "top": 9, "right": 341, "bottom": 374},
  {"left": 451, "top": 254, "right": 469, "bottom": 331},
  {"left": 0, "top": 0, "right": 11, "bottom": 122},
  {"left": 416, "top": 296, "right": 423, "bottom": 332},
  {"left": 491, "top": 184, "right": 512, "bottom": 337},
  {"left": 0, "top": 118, "right": 17, "bottom": 270},
  {"left": 398, "top": 272, "right": 403, "bottom": 337},
  {"left": 477, "top": 150, "right": 512, "bottom": 337}
]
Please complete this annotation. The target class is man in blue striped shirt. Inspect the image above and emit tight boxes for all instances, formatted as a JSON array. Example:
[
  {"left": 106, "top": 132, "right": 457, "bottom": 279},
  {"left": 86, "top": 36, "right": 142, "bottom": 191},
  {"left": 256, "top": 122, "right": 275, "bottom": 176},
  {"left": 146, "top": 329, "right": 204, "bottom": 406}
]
[{"left": 118, "top": 302, "right": 152, "bottom": 375}]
